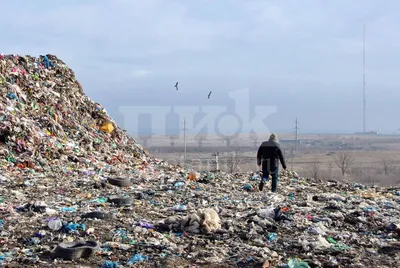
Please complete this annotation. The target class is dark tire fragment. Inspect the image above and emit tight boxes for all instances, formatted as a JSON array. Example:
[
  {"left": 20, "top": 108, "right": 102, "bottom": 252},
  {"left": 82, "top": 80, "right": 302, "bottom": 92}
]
[
  {"left": 81, "top": 211, "right": 112, "bottom": 219},
  {"left": 107, "top": 177, "right": 131, "bottom": 187},
  {"left": 54, "top": 241, "right": 100, "bottom": 260},
  {"left": 108, "top": 196, "right": 133, "bottom": 207},
  {"left": 378, "top": 244, "right": 400, "bottom": 255}
]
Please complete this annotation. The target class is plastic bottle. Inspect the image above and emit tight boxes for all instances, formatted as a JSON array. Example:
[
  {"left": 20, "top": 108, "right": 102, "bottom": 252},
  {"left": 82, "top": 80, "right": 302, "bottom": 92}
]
[
  {"left": 174, "top": 182, "right": 185, "bottom": 187},
  {"left": 61, "top": 206, "right": 77, "bottom": 212}
]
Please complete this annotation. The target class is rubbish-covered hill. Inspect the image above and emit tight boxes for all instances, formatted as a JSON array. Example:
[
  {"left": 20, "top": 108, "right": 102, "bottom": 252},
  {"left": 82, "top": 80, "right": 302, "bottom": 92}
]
[
  {"left": 0, "top": 54, "right": 149, "bottom": 175},
  {"left": 0, "top": 55, "right": 399, "bottom": 267}
]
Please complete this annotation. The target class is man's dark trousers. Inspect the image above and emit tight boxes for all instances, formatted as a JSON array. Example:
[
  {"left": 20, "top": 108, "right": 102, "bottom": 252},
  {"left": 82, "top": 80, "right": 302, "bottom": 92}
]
[{"left": 262, "top": 164, "right": 279, "bottom": 192}]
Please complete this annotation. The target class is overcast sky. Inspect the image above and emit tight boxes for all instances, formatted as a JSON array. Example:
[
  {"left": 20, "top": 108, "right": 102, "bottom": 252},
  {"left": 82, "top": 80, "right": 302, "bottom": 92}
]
[{"left": 2, "top": 0, "right": 400, "bottom": 137}]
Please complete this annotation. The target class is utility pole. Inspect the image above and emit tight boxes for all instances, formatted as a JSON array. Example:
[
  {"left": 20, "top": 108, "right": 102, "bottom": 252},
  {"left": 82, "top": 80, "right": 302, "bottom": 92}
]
[
  {"left": 363, "top": 24, "right": 366, "bottom": 133},
  {"left": 183, "top": 118, "right": 187, "bottom": 163},
  {"left": 293, "top": 118, "right": 300, "bottom": 152},
  {"left": 212, "top": 152, "right": 219, "bottom": 171}
]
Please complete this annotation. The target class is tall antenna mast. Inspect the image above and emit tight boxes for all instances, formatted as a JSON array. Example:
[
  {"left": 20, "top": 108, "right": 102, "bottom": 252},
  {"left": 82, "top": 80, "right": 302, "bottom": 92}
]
[{"left": 363, "top": 24, "right": 366, "bottom": 133}]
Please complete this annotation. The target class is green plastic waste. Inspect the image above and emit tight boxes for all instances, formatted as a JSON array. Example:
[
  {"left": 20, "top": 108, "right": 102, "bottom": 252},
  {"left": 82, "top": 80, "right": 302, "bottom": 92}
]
[
  {"left": 288, "top": 258, "right": 310, "bottom": 268},
  {"left": 90, "top": 197, "right": 107, "bottom": 203},
  {"left": 327, "top": 237, "right": 337, "bottom": 244}
]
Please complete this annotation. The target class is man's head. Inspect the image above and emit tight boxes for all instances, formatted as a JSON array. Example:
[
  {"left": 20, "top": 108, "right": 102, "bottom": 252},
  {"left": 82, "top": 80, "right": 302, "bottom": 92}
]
[{"left": 269, "top": 133, "right": 278, "bottom": 142}]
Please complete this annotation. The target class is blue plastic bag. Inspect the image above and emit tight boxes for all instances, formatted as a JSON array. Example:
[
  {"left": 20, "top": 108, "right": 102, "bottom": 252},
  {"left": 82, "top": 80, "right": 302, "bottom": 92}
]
[{"left": 127, "top": 254, "right": 148, "bottom": 265}]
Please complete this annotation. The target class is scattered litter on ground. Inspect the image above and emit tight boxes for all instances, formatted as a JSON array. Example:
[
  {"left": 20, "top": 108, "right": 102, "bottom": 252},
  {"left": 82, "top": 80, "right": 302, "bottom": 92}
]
[{"left": 0, "top": 54, "right": 399, "bottom": 267}]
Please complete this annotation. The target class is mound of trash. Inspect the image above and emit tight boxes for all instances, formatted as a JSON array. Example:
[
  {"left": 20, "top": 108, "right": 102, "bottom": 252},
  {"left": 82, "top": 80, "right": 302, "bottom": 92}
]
[
  {"left": 0, "top": 54, "right": 149, "bottom": 176},
  {"left": 0, "top": 55, "right": 399, "bottom": 267}
]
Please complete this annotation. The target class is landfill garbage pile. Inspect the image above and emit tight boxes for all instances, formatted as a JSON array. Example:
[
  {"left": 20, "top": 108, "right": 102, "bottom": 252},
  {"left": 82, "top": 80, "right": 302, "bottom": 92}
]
[
  {"left": 0, "top": 167, "right": 399, "bottom": 267},
  {"left": 0, "top": 54, "right": 149, "bottom": 176},
  {"left": 0, "top": 55, "right": 399, "bottom": 267}
]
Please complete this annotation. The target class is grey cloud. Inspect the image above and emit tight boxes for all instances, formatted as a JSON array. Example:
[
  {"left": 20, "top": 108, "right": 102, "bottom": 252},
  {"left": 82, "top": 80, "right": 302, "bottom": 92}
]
[{"left": 2, "top": 0, "right": 400, "bottom": 133}]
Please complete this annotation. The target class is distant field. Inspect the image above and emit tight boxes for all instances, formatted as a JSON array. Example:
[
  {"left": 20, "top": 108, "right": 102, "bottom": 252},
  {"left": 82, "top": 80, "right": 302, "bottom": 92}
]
[{"left": 134, "top": 132, "right": 400, "bottom": 187}]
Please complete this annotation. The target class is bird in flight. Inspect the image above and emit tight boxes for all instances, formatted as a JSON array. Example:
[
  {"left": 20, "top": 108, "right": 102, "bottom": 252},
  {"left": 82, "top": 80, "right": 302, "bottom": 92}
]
[
  {"left": 208, "top": 91, "right": 212, "bottom": 99},
  {"left": 175, "top": 82, "right": 178, "bottom": 90}
]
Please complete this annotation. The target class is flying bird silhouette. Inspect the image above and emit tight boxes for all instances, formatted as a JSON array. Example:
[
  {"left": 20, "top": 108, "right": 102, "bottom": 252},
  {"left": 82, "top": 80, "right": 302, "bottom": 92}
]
[
  {"left": 175, "top": 82, "right": 178, "bottom": 90},
  {"left": 208, "top": 91, "right": 212, "bottom": 99}
]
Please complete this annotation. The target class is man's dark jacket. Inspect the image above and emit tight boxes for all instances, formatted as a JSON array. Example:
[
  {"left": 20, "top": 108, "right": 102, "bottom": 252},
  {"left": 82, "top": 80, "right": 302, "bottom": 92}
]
[{"left": 257, "top": 140, "right": 287, "bottom": 170}]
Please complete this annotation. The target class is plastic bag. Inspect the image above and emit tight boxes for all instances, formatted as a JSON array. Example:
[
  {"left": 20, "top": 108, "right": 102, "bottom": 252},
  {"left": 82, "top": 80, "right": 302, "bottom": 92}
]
[
  {"left": 188, "top": 170, "right": 198, "bottom": 181},
  {"left": 288, "top": 258, "right": 310, "bottom": 268},
  {"left": 128, "top": 253, "right": 148, "bottom": 265},
  {"left": 48, "top": 219, "right": 63, "bottom": 231},
  {"left": 100, "top": 122, "right": 114, "bottom": 133}
]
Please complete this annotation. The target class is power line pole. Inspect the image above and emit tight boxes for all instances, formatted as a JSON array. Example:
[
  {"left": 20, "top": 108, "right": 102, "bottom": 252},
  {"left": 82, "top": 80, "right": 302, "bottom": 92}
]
[
  {"left": 212, "top": 152, "right": 219, "bottom": 171},
  {"left": 183, "top": 118, "right": 187, "bottom": 163},
  {"left": 363, "top": 24, "right": 366, "bottom": 133},
  {"left": 293, "top": 118, "right": 300, "bottom": 152}
]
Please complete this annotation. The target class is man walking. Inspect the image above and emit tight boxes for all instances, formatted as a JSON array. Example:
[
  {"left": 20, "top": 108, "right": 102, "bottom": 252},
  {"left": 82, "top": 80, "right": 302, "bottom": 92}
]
[{"left": 257, "top": 134, "right": 287, "bottom": 192}]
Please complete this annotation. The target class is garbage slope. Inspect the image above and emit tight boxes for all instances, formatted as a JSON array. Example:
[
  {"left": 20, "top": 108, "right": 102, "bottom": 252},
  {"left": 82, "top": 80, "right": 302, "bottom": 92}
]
[
  {"left": 0, "top": 55, "right": 399, "bottom": 268},
  {"left": 0, "top": 54, "right": 149, "bottom": 173}
]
